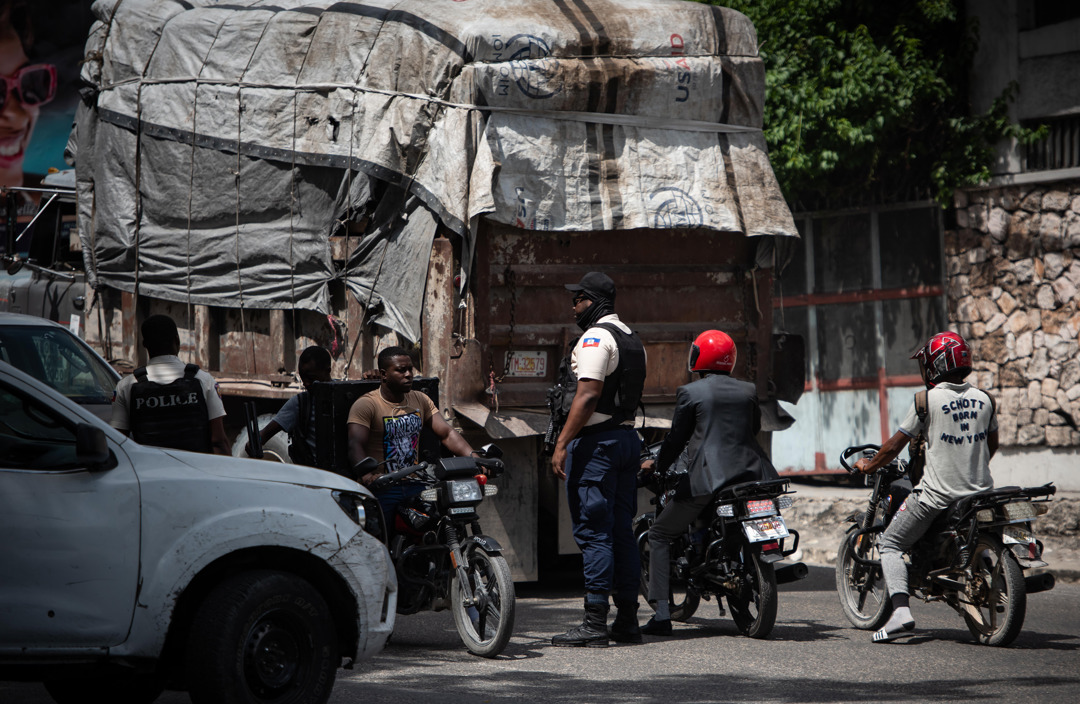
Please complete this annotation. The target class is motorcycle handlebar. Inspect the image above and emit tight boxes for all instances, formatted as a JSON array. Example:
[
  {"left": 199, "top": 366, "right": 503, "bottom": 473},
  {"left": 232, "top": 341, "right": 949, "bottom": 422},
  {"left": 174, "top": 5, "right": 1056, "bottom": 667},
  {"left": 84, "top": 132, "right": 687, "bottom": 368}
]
[
  {"left": 839, "top": 444, "right": 881, "bottom": 474},
  {"left": 475, "top": 457, "right": 505, "bottom": 476},
  {"left": 369, "top": 462, "right": 429, "bottom": 491}
]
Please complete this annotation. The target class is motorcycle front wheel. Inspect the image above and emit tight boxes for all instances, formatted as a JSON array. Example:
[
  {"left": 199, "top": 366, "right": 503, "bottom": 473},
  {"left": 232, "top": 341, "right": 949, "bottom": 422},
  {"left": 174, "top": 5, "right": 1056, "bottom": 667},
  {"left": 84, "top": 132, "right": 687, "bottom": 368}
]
[
  {"left": 726, "top": 550, "right": 777, "bottom": 639},
  {"left": 961, "top": 534, "right": 1026, "bottom": 647},
  {"left": 635, "top": 514, "right": 700, "bottom": 622},
  {"left": 835, "top": 525, "right": 892, "bottom": 630},
  {"left": 450, "top": 545, "right": 516, "bottom": 657}
]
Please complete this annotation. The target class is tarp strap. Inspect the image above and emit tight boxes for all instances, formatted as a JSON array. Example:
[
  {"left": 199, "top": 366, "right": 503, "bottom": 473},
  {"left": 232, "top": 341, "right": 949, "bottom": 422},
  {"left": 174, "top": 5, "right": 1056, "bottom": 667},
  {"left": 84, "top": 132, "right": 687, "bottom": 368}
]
[{"left": 97, "top": 77, "right": 762, "bottom": 134}]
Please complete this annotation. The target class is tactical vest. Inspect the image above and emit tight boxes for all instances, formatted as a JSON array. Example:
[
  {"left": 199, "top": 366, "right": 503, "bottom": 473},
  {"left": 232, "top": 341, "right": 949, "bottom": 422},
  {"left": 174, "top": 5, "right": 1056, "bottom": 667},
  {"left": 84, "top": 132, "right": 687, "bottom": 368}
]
[
  {"left": 592, "top": 322, "right": 647, "bottom": 426},
  {"left": 129, "top": 363, "right": 212, "bottom": 453},
  {"left": 287, "top": 391, "right": 317, "bottom": 467}
]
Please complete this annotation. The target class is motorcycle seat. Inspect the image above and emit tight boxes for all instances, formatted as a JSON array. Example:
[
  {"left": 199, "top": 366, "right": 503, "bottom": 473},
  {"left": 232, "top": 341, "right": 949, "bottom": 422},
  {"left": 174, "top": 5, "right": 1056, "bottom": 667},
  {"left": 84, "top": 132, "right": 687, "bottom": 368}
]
[{"left": 942, "top": 486, "right": 1023, "bottom": 526}]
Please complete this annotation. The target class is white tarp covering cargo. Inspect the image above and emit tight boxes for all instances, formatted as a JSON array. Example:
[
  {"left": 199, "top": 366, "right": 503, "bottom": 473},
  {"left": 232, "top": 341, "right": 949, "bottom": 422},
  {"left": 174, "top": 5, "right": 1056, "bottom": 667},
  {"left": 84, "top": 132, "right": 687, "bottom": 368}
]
[{"left": 73, "top": 0, "right": 796, "bottom": 340}]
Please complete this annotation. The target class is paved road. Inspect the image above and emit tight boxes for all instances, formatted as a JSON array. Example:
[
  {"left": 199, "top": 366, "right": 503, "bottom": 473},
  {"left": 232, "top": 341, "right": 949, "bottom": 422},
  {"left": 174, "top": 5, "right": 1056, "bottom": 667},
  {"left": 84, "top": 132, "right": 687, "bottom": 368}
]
[{"left": 4, "top": 568, "right": 1079, "bottom": 704}]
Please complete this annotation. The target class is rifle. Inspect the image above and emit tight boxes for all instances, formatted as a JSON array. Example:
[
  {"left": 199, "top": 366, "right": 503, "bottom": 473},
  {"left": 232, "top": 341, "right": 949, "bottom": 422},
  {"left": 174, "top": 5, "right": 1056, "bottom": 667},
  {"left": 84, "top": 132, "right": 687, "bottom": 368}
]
[{"left": 244, "top": 401, "right": 263, "bottom": 459}]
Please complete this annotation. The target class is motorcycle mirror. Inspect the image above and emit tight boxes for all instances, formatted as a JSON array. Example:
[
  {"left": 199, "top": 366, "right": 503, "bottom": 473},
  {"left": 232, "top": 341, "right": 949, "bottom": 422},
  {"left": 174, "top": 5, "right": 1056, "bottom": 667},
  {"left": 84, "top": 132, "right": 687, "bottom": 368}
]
[
  {"left": 353, "top": 456, "right": 378, "bottom": 474},
  {"left": 480, "top": 443, "right": 503, "bottom": 459}
]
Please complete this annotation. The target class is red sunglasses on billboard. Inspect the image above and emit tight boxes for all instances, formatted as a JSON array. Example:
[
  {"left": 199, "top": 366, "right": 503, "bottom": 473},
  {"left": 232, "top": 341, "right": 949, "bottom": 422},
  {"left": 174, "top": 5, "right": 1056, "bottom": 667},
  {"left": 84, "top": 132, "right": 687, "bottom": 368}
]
[{"left": 0, "top": 64, "right": 57, "bottom": 111}]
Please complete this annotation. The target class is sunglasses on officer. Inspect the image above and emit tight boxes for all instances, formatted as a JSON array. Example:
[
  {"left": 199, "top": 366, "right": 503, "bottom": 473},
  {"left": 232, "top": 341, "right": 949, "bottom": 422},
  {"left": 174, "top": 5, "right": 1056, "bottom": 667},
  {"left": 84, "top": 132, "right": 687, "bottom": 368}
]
[{"left": 0, "top": 64, "right": 57, "bottom": 111}]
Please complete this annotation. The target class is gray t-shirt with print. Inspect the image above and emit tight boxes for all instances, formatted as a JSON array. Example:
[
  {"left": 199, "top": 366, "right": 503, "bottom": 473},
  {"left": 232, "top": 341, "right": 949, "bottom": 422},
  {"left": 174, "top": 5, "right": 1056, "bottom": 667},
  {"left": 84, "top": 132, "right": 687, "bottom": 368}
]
[{"left": 899, "top": 382, "right": 997, "bottom": 510}]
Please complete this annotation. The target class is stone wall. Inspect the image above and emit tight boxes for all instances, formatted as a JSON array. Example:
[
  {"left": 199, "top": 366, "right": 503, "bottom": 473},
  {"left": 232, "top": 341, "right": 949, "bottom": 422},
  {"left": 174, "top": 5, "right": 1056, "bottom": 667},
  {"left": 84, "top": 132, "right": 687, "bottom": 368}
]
[{"left": 948, "top": 181, "right": 1080, "bottom": 448}]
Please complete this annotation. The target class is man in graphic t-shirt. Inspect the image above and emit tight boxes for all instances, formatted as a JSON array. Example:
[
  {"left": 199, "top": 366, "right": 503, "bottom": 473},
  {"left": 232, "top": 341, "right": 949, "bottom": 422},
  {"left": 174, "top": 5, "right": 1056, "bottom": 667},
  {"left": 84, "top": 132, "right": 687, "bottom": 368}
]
[
  {"left": 347, "top": 346, "right": 476, "bottom": 527},
  {"left": 854, "top": 331, "right": 998, "bottom": 644}
]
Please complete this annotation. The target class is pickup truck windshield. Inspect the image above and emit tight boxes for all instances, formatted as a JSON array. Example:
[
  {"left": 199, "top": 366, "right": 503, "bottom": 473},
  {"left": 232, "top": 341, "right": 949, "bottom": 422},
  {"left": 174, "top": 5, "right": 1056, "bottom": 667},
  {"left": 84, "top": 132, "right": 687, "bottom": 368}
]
[{"left": 0, "top": 325, "right": 117, "bottom": 404}]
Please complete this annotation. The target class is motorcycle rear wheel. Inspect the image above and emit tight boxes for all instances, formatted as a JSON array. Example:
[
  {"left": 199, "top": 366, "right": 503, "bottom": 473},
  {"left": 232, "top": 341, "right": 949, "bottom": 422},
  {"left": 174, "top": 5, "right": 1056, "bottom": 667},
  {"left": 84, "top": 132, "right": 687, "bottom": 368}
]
[
  {"left": 835, "top": 525, "right": 892, "bottom": 630},
  {"left": 450, "top": 545, "right": 516, "bottom": 657},
  {"left": 635, "top": 514, "right": 700, "bottom": 622},
  {"left": 961, "top": 534, "right": 1026, "bottom": 647},
  {"left": 726, "top": 550, "right": 777, "bottom": 639}
]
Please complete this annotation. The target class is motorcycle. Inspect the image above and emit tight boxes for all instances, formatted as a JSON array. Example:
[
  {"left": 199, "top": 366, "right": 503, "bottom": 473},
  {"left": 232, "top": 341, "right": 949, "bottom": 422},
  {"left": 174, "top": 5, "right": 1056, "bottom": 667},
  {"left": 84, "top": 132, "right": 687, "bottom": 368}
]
[
  {"left": 835, "top": 444, "right": 1056, "bottom": 646},
  {"left": 365, "top": 444, "right": 515, "bottom": 657},
  {"left": 635, "top": 443, "right": 808, "bottom": 638}
]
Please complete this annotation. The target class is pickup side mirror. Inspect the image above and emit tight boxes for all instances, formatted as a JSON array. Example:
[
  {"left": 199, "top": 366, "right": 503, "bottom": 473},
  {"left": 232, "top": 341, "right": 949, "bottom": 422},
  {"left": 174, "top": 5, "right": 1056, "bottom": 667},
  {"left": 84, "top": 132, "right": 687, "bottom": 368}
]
[{"left": 77, "top": 423, "right": 116, "bottom": 471}]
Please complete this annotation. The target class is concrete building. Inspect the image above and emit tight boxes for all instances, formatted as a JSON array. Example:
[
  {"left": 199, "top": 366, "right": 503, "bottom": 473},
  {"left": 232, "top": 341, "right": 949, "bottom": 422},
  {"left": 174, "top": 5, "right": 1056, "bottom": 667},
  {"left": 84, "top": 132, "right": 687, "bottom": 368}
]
[{"left": 772, "top": 1, "right": 1080, "bottom": 490}]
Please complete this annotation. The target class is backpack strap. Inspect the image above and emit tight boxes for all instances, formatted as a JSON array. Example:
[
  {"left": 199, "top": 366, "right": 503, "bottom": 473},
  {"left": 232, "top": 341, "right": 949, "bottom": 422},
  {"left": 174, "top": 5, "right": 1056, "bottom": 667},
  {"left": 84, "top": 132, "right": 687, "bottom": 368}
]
[
  {"left": 914, "top": 389, "right": 929, "bottom": 424},
  {"left": 183, "top": 363, "right": 200, "bottom": 380},
  {"left": 133, "top": 366, "right": 149, "bottom": 383}
]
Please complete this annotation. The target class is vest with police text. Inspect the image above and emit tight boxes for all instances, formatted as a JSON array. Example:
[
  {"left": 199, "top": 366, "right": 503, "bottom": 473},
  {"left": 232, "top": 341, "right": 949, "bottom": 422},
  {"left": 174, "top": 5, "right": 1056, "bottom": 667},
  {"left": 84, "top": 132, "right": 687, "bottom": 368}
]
[{"left": 129, "top": 363, "right": 212, "bottom": 453}]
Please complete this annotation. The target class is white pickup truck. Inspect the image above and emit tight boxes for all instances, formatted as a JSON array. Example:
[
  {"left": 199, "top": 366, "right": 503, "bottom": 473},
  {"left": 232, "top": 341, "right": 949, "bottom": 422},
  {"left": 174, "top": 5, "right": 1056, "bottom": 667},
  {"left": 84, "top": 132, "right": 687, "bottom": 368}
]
[{"left": 0, "top": 361, "right": 396, "bottom": 704}]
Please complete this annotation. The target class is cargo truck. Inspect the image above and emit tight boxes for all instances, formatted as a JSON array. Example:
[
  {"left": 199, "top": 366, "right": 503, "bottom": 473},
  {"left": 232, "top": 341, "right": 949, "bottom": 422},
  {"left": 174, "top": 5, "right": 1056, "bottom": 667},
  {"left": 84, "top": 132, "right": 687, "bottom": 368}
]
[{"left": 1, "top": 0, "right": 801, "bottom": 580}]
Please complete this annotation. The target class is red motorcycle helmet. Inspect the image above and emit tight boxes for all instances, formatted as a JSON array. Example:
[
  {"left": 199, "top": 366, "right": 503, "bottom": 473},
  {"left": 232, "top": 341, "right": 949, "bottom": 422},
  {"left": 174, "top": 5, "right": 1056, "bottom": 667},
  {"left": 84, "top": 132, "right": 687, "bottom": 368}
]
[
  {"left": 912, "top": 331, "right": 971, "bottom": 386},
  {"left": 689, "top": 330, "right": 736, "bottom": 373}
]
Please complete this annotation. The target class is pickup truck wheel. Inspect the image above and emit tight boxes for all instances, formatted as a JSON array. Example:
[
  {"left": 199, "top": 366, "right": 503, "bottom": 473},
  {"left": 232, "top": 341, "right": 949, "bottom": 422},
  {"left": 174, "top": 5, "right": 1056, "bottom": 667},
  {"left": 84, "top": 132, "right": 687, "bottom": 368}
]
[
  {"left": 187, "top": 570, "right": 338, "bottom": 704},
  {"left": 44, "top": 673, "right": 163, "bottom": 704}
]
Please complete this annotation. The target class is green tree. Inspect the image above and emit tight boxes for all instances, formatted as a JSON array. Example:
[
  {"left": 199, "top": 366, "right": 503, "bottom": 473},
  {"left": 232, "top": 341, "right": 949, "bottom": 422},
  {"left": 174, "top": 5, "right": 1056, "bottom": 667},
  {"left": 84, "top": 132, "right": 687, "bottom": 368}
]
[{"left": 709, "top": 0, "right": 1040, "bottom": 208}]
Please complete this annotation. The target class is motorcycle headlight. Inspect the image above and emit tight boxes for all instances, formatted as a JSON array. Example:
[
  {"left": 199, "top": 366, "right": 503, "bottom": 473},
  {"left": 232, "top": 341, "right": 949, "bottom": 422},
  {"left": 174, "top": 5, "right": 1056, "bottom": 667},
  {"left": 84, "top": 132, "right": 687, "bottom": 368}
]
[{"left": 448, "top": 479, "right": 483, "bottom": 505}]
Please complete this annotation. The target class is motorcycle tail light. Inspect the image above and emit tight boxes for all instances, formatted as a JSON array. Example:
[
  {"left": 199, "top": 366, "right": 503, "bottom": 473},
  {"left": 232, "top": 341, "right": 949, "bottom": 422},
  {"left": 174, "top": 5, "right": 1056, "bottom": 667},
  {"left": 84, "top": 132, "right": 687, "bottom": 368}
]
[
  {"left": 976, "top": 509, "right": 994, "bottom": 523},
  {"left": 420, "top": 488, "right": 438, "bottom": 502},
  {"left": 1034, "top": 502, "right": 1050, "bottom": 516},
  {"left": 762, "top": 541, "right": 780, "bottom": 552},
  {"left": 716, "top": 503, "right": 735, "bottom": 517},
  {"left": 1003, "top": 501, "right": 1036, "bottom": 521},
  {"left": 484, "top": 484, "right": 499, "bottom": 497},
  {"left": 777, "top": 496, "right": 794, "bottom": 510},
  {"left": 746, "top": 499, "right": 777, "bottom": 517}
]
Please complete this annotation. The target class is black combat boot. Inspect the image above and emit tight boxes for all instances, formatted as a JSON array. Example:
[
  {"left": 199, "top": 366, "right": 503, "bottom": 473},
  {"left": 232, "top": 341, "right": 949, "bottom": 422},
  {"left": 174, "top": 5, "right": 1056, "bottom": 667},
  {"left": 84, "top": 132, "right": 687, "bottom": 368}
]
[
  {"left": 551, "top": 599, "right": 610, "bottom": 647},
  {"left": 609, "top": 598, "right": 642, "bottom": 643}
]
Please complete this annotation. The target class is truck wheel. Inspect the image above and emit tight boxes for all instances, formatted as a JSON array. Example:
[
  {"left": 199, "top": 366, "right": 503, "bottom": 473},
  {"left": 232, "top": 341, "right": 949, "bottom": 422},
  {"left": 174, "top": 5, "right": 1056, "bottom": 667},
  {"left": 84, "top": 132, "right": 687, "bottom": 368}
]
[
  {"left": 44, "top": 672, "right": 163, "bottom": 704},
  {"left": 187, "top": 570, "right": 338, "bottom": 704},
  {"left": 231, "top": 413, "right": 291, "bottom": 462}
]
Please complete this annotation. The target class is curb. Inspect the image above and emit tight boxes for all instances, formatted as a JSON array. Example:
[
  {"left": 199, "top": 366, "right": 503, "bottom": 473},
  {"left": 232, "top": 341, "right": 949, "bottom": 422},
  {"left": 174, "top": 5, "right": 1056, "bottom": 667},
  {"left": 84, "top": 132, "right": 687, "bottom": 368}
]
[{"left": 784, "top": 491, "right": 1080, "bottom": 584}]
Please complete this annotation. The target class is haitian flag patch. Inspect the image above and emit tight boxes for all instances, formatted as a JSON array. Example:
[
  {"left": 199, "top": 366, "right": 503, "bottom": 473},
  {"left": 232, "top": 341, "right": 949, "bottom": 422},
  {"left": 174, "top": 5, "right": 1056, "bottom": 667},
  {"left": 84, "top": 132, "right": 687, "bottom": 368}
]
[{"left": 583, "top": 337, "right": 601, "bottom": 347}]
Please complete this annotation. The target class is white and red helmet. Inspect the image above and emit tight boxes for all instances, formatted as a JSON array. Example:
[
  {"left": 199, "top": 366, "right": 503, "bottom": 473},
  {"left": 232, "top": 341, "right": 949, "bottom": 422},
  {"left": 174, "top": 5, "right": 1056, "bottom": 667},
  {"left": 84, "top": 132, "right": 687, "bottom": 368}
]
[
  {"left": 689, "top": 330, "right": 736, "bottom": 373},
  {"left": 912, "top": 331, "right": 971, "bottom": 386}
]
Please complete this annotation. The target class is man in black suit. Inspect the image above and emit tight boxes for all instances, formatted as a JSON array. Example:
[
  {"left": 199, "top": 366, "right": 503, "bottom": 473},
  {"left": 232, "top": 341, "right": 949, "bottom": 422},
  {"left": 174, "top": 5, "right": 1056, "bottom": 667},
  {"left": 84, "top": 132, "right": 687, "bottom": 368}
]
[{"left": 641, "top": 329, "right": 778, "bottom": 635}]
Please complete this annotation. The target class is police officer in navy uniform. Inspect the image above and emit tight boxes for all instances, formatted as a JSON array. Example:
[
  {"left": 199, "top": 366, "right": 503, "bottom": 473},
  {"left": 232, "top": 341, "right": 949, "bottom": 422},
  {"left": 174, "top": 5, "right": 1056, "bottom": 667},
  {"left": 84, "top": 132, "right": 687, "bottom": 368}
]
[
  {"left": 111, "top": 314, "right": 231, "bottom": 455},
  {"left": 551, "top": 272, "right": 647, "bottom": 647}
]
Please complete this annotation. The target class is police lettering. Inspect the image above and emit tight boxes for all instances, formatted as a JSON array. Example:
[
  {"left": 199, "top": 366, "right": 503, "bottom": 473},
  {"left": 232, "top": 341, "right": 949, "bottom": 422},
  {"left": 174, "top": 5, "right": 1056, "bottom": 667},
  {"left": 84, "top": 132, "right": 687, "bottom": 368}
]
[{"left": 135, "top": 392, "right": 201, "bottom": 410}]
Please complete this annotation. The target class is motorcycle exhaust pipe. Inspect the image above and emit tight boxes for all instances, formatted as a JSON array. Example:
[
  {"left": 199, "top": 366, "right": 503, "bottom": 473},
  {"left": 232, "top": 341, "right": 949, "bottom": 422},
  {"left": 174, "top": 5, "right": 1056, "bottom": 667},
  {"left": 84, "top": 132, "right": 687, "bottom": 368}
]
[
  {"left": 1025, "top": 572, "right": 1055, "bottom": 594},
  {"left": 775, "top": 561, "right": 808, "bottom": 584}
]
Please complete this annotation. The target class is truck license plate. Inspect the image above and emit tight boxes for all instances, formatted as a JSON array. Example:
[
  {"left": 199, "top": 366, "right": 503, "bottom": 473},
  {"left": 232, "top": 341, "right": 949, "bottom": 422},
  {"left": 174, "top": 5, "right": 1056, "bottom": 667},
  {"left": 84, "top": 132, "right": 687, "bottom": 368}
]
[{"left": 743, "top": 516, "right": 790, "bottom": 543}]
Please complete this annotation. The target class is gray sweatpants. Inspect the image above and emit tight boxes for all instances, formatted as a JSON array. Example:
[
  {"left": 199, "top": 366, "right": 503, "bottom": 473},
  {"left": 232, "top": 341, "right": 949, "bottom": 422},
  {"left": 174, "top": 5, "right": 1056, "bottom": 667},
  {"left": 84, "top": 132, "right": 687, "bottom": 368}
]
[
  {"left": 647, "top": 493, "right": 713, "bottom": 603},
  {"left": 879, "top": 492, "right": 942, "bottom": 597}
]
